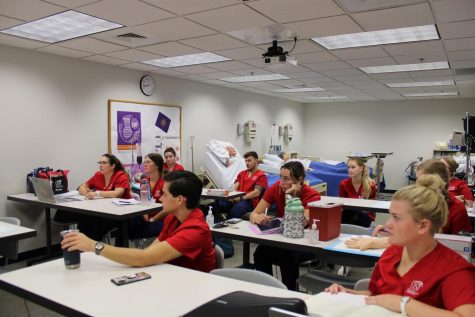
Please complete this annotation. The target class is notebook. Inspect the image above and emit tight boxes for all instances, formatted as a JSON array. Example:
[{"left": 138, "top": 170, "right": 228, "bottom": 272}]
[{"left": 31, "top": 178, "right": 83, "bottom": 203}]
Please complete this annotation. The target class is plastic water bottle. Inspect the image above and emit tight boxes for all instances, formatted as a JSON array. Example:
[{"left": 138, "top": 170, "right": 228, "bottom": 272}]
[
  {"left": 206, "top": 206, "right": 214, "bottom": 228},
  {"left": 310, "top": 219, "right": 320, "bottom": 244},
  {"left": 140, "top": 179, "right": 150, "bottom": 205}
]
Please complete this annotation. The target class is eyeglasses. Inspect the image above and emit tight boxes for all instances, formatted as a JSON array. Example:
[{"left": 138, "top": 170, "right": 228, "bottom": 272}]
[{"left": 97, "top": 161, "right": 110, "bottom": 165}]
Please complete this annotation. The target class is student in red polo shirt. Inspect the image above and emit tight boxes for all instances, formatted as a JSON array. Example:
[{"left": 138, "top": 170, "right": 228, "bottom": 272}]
[
  {"left": 227, "top": 151, "right": 268, "bottom": 219},
  {"left": 250, "top": 161, "right": 320, "bottom": 290},
  {"left": 163, "top": 147, "right": 184, "bottom": 174},
  {"left": 327, "top": 174, "right": 475, "bottom": 316},
  {"left": 441, "top": 156, "right": 473, "bottom": 207},
  {"left": 339, "top": 157, "right": 377, "bottom": 227},
  {"left": 62, "top": 171, "right": 216, "bottom": 273}
]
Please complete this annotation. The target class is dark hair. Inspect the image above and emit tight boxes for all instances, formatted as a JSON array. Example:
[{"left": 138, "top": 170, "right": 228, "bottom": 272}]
[
  {"left": 244, "top": 151, "right": 258, "bottom": 159},
  {"left": 163, "top": 171, "right": 202, "bottom": 209},
  {"left": 164, "top": 147, "right": 176, "bottom": 157},
  {"left": 102, "top": 153, "right": 125, "bottom": 173},
  {"left": 146, "top": 153, "right": 164, "bottom": 174},
  {"left": 281, "top": 161, "right": 306, "bottom": 185}
]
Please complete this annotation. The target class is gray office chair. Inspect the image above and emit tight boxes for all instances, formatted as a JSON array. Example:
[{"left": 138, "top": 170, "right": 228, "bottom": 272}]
[
  {"left": 214, "top": 244, "right": 225, "bottom": 269},
  {"left": 210, "top": 268, "right": 287, "bottom": 289},
  {"left": 354, "top": 278, "right": 371, "bottom": 291},
  {"left": 297, "top": 224, "right": 375, "bottom": 293},
  {"left": 0, "top": 217, "right": 21, "bottom": 266}
]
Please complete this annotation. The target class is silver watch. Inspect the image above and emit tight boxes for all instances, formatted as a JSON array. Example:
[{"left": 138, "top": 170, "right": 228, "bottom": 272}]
[
  {"left": 95, "top": 242, "right": 105, "bottom": 255},
  {"left": 400, "top": 296, "right": 411, "bottom": 316}
]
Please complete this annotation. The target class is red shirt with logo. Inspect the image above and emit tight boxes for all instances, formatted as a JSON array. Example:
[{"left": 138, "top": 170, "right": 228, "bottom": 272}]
[
  {"left": 234, "top": 169, "right": 268, "bottom": 207},
  {"left": 158, "top": 208, "right": 216, "bottom": 273},
  {"left": 262, "top": 182, "right": 321, "bottom": 217},
  {"left": 86, "top": 170, "right": 131, "bottom": 199},
  {"left": 369, "top": 243, "right": 475, "bottom": 310},
  {"left": 448, "top": 178, "right": 473, "bottom": 202}
]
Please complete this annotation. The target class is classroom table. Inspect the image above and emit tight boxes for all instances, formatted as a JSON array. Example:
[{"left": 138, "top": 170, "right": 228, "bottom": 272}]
[
  {"left": 0, "top": 253, "right": 309, "bottom": 317},
  {"left": 212, "top": 220, "right": 382, "bottom": 268},
  {"left": 7, "top": 193, "right": 162, "bottom": 252},
  {"left": 0, "top": 220, "right": 36, "bottom": 244},
  {"left": 200, "top": 189, "right": 245, "bottom": 200},
  {"left": 314, "top": 196, "right": 391, "bottom": 214}
]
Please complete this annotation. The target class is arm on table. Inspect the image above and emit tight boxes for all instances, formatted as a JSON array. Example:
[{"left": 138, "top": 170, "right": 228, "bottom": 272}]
[{"left": 249, "top": 199, "right": 272, "bottom": 224}]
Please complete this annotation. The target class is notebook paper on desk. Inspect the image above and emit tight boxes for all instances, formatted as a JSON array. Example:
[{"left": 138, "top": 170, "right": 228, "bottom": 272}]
[
  {"left": 305, "top": 292, "right": 402, "bottom": 317},
  {"left": 324, "top": 235, "right": 385, "bottom": 257}
]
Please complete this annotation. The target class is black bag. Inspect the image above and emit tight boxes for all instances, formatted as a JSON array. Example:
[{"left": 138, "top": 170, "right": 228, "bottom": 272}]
[{"left": 27, "top": 167, "right": 69, "bottom": 195}]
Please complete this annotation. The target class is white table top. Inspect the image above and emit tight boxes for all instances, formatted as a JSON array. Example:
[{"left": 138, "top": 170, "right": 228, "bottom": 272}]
[
  {"left": 310, "top": 196, "right": 391, "bottom": 213},
  {"left": 201, "top": 189, "right": 245, "bottom": 200},
  {"left": 0, "top": 253, "right": 308, "bottom": 317},
  {"left": 0, "top": 221, "right": 36, "bottom": 243},
  {"left": 8, "top": 193, "right": 162, "bottom": 220}
]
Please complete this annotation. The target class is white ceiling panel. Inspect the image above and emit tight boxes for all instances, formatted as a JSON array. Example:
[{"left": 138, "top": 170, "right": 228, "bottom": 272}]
[
  {"left": 186, "top": 4, "right": 274, "bottom": 33},
  {"left": 90, "top": 27, "right": 163, "bottom": 48},
  {"left": 207, "top": 61, "right": 253, "bottom": 71},
  {"left": 0, "top": 0, "right": 63, "bottom": 21},
  {"left": 351, "top": 3, "right": 434, "bottom": 30},
  {"left": 122, "top": 63, "right": 160, "bottom": 71},
  {"left": 431, "top": 0, "right": 475, "bottom": 23},
  {"left": 384, "top": 40, "right": 445, "bottom": 56},
  {"left": 0, "top": 15, "right": 23, "bottom": 30},
  {"left": 284, "top": 16, "right": 364, "bottom": 38},
  {"left": 444, "top": 37, "right": 475, "bottom": 52},
  {"left": 215, "top": 46, "right": 265, "bottom": 60},
  {"left": 392, "top": 53, "right": 448, "bottom": 64},
  {"left": 36, "top": 45, "right": 91, "bottom": 58},
  {"left": 134, "top": 18, "right": 217, "bottom": 42},
  {"left": 331, "top": 47, "right": 389, "bottom": 60},
  {"left": 248, "top": 0, "right": 344, "bottom": 24},
  {"left": 151, "top": 68, "right": 185, "bottom": 77},
  {"left": 77, "top": 0, "right": 175, "bottom": 27},
  {"left": 142, "top": 0, "right": 239, "bottom": 15},
  {"left": 294, "top": 51, "right": 339, "bottom": 63},
  {"left": 81, "top": 55, "right": 129, "bottom": 65},
  {"left": 104, "top": 49, "right": 163, "bottom": 62},
  {"left": 305, "top": 61, "right": 352, "bottom": 71},
  {"left": 409, "top": 69, "right": 454, "bottom": 78},
  {"left": 0, "top": 33, "right": 47, "bottom": 49},
  {"left": 337, "top": 0, "right": 426, "bottom": 13},
  {"left": 199, "top": 71, "right": 235, "bottom": 79},
  {"left": 171, "top": 64, "right": 219, "bottom": 74},
  {"left": 450, "top": 60, "right": 475, "bottom": 69},
  {"left": 59, "top": 38, "right": 127, "bottom": 54},
  {"left": 42, "top": 0, "right": 101, "bottom": 9},
  {"left": 179, "top": 34, "right": 248, "bottom": 51},
  {"left": 438, "top": 20, "right": 475, "bottom": 40},
  {"left": 346, "top": 57, "right": 396, "bottom": 68},
  {"left": 320, "top": 69, "right": 365, "bottom": 77},
  {"left": 448, "top": 50, "right": 475, "bottom": 61},
  {"left": 139, "top": 42, "right": 203, "bottom": 57}
]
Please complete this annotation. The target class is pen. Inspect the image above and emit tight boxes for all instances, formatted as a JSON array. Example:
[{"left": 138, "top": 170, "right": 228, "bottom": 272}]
[
  {"left": 118, "top": 200, "right": 132, "bottom": 204},
  {"left": 264, "top": 208, "right": 268, "bottom": 216}
]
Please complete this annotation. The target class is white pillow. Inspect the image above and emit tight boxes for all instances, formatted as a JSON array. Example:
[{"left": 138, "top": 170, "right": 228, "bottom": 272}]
[
  {"left": 264, "top": 153, "right": 284, "bottom": 164},
  {"left": 262, "top": 159, "right": 280, "bottom": 167},
  {"left": 206, "top": 139, "right": 241, "bottom": 165}
]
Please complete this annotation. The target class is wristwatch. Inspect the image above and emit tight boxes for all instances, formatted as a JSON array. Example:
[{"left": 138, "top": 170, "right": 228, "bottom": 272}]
[
  {"left": 95, "top": 242, "right": 105, "bottom": 256},
  {"left": 400, "top": 296, "right": 411, "bottom": 315}
]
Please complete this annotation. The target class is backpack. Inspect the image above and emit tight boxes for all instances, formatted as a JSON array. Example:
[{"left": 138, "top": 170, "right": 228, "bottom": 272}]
[{"left": 26, "top": 167, "right": 69, "bottom": 195}]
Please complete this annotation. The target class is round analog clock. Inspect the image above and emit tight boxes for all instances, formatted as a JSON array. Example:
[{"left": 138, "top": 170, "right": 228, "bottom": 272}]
[{"left": 140, "top": 75, "right": 156, "bottom": 96}]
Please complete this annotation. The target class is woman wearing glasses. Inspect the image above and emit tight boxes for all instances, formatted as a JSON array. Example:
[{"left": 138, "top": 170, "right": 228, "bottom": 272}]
[
  {"left": 250, "top": 161, "right": 321, "bottom": 290},
  {"left": 78, "top": 153, "right": 131, "bottom": 199}
]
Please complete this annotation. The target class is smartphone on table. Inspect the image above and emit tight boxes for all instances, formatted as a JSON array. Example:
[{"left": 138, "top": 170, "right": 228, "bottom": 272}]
[{"left": 111, "top": 272, "right": 151, "bottom": 286}]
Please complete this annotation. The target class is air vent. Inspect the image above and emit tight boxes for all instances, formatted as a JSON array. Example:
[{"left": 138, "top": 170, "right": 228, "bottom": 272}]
[
  {"left": 455, "top": 68, "right": 475, "bottom": 76},
  {"left": 115, "top": 32, "right": 148, "bottom": 44},
  {"left": 117, "top": 33, "right": 147, "bottom": 39}
]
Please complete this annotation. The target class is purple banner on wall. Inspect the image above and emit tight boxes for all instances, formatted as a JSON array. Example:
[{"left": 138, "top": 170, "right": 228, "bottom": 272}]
[
  {"left": 117, "top": 111, "right": 141, "bottom": 150},
  {"left": 155, "top": 112, "right": 171, "bottom": 133}
]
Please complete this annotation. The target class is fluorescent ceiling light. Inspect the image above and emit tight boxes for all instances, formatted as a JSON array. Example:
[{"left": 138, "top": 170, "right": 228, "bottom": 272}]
[
  {"left": 402, "top": 92, "right": 459, "bottom": 97},
  {"left": 360, "top": 61, "right": 449, "bottom": 74},
  {"left": 143, "top": 52, "right": 230, "bottom": 68},
  {"left": 386, "top": 80, "right": 455, "bottom": 88},
  {"left": 0, "top": 10, "right": 123, "bottom": 43},
  {"left": 221, "top": 74, "right": 289, "bottom": 83},
  {"left": 311, "top": 24, "right": 439, "bottom": 50},
  {"left": 272, "top": 87, "right": 325, "bottom": 93}
]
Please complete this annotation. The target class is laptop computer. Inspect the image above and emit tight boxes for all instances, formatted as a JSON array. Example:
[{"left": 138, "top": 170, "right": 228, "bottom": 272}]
[{"left": 31, "top": 178, "right": 82, "bottom": 203}]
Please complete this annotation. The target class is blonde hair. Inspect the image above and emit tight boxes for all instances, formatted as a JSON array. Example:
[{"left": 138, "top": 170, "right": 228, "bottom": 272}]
[
  {"left": 348, "top": 158, "right": 372, "bottom": 199},
  {"left": 393, "top": 174, "right": 448, "bottom": 235},
  {"left": 416, "top": 159, "right": 450, "bottom": 204},
  {"left": 441, "top": 157, "right": 458, "bottom": 175}
]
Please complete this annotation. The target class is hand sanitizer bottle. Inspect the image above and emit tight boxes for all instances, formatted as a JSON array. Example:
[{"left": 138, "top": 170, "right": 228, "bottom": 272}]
[
  {"left": 310, "top": 219, "right": 320, "bottom": 244},
  {"left": 206, "top": 206, "right": 214, "bottom": 228}
]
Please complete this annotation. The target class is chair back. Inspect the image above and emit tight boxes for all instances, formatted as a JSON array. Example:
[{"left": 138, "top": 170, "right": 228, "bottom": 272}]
[
  {"left": 354, "top": 278, "right": 371, "bottom": 291},
  {"left": 340, "top": 224, "right": 370, "bottom": 235},
  {"left": 214, "top": 244, "right": 225, "bottom": 269},
  {"left": 210, "top": 268, "right": 287, "bottom": 289},
  {"left": 0, "top": 217, "right": 21, "bottom": 263}
]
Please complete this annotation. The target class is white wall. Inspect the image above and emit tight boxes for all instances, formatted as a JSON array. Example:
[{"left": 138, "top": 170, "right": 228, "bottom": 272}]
[
  {"left": 303, "top": 99, "right": 475, "bottom": 189},
  {"left": 0, "top": 44, "right": 304, "bottom": 251}
]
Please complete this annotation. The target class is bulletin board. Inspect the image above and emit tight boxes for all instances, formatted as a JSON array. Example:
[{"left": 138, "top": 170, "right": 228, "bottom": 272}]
[{"left": 108, "top": 99, "right": 181, "bottom": 175}]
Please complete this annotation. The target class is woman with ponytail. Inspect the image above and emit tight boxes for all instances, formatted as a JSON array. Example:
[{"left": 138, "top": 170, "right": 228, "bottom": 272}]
[
  {"left": 339, "top": 157, "right": 377, "bottom": 227},
  {"left": 327, "top": 174, "right": 475, "bottom": 316}
]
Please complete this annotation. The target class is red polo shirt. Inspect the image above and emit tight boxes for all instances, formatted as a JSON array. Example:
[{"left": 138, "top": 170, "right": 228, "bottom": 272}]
[
  {"left": 234, "top": 169, "right": 268, "bottom": 207},
  {"left": 262, "top": 182, "right": 320, "bottom": 217}
]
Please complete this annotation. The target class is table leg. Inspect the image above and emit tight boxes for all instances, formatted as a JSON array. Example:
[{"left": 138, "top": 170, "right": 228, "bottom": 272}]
[
  {"left": 243, "top": 241, "right": 250, "bottom": 267},
  {"left": 120, "top": 220, "right": 129, "bottom": 247},
  {"left": 45, "top": 207, "right": 52, "bottom": 255}
]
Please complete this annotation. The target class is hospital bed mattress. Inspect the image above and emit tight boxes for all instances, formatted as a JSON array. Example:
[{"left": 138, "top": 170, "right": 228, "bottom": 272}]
[
  {"left": 265, "top": 173, "right": 324, "bottom": 188},
  {"left": 202, "top": 151, "right": 246, "bottom": 190},
  {"left": 307, "top": 161, "right": 348, "bottom": 197}
]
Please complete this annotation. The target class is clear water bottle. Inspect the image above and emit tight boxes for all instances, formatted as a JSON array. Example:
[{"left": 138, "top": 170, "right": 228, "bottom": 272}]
[{"left": 140, "top": 179, "right": 150, "bottom": 205}]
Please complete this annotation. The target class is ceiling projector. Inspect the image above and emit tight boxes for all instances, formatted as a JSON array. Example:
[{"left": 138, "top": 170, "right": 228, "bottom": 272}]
[{"left": 262, "top": 40, "right": 297, "bottom": 66}]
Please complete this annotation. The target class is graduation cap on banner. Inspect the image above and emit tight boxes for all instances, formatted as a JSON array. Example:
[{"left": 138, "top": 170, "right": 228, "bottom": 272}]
[{"left": 156, "top": 112, "right": 171, "bottom": 133}]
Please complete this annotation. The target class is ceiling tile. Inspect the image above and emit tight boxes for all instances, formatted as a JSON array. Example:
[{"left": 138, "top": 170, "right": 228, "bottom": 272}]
[
  {"left": 200, "top": 71, "right": 235, "bottom": 79},
  {"left": 82, "top": 55, "right": 129, "bottom": 65},
  {"left": 384, "top": 40, "right": 445, "bottom": 56},
  {"left": 134, "top": 17, "right": 217, "bottom": 42},
  {"left": 444, "top": 37, "right": 475, "bottom": 52},
  {"left": 207, "top": 61, "right": 253, "bottom": 71},
  {"left": 139, "top": 42, "right": 203, "bottom": 56},
  {"left": 36, "top": 45, "right": 91, "bottom": 58},
  {"left": 392, "top": 53, "right": 448, "bottom": 64},
  {"left": 346, "top": 57, "right": 396, "bottom": 68},
  {"left": 265, "top": 64, "right": 311, "bottom": 74},
  {"left": 59, "top": 38, "right": 127, "bottom": 54},
  {"left": 171, "top": 64, "right": 219, "bottom": 74},
  {"left": 431, "top": 0, "right": 475, "bottom": 23},
  {"left": 121, "top": 63, "right": 160, "bottom": 71},
  {"left": 410, "top": 69, "right": 454, "bottom": 78},
  {"left": 77, "top": 0, "right": 175, "bottom": 26},
  {"left": 0, "top": 15, "right": 23, "bottom": 29},
  {"left": 351, "top": 3, "right": 434, "bottom": 31},
  {"left": 42, "top": 0, "right": 99, "bottom": 8},
  {"left": 448, "top": 50, "right": 475, "bottom": 61},
  {"left": 186, "top": 4, "right": 274, "bottom": 33},
  {"left": 294, "top": 51, "right": 339, "bottom": 63},
  {"left": 104, "top": 49, "right": 163, "bottom": 62},
  {"left": 337, "top": 0, "right": 427, "bottom": 13},
  {"left": 258, "top": 40, "right": 322, "bottom": 54},
  {"left": 305, "top": 61, "right": 352, "bottom": 71},
  {"left": 438, "top": 20, "right": 475, "bottom": 40},
  {"left": 90, "top": 26, "right": 164, "bottom": 48},
  {"left": 215, "top": 46, "right": 264, "bottom": 60},
  {"left": 247, "top": 0, "right": 344, "bottom": 24},
  {"left": 331, "top": 47, "right": 389, "bottom": 60},
  {"left": 0, "top": 0, "right": 63, "bottom": 20},
  {"left": 319, "top": 69, "right": 364, "bottom": 77},
  {"left": 450, "top": 60, "right": 475, "bottom": 69},
  {"left": 229, "top": 68, "right": 273, "bottom": 76},
  {"left": 369, "top": 72, "right": 413, "bottom": 80},
  {"left": 284, "top": 72, "right": 326, "bottom": 79},
  {"left": 151, "top": 68, "right": 185, "bottom": 77},
  {"left": 179, "top": 34, "right": 248, "bottom": 51},
  {"left": 0, "top": 33, "right": 47, "bottom": 49},
  {"left": 284, "top": 16, "right": 363, "bottom": 38},
  {"left": 142, "top": 0, "right": 239, "bottom": 15}
]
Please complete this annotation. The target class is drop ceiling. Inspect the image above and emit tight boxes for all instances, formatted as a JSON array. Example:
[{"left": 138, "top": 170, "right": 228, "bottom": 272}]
[{"left": 1, "top": 0, "right": 475, "bottom": 103}]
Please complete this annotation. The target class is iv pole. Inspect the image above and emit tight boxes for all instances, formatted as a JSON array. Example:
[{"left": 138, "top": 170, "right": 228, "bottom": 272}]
[{"left": 465, "top": 112, "right": 472, "bottom": 184}]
